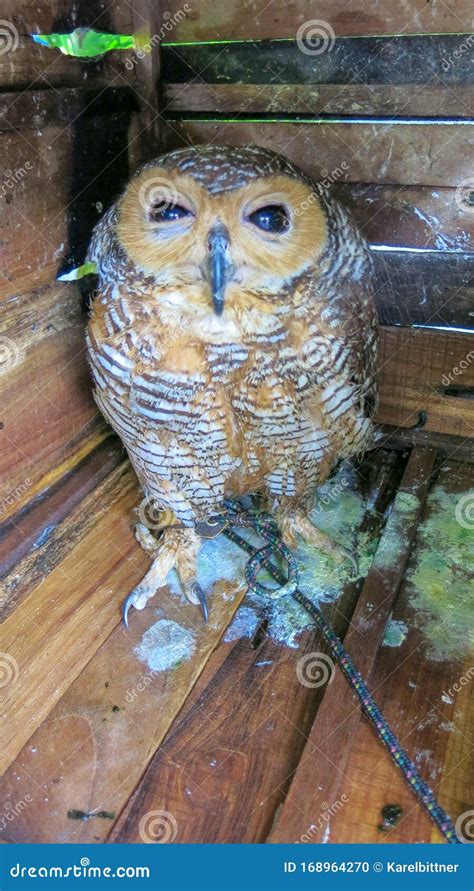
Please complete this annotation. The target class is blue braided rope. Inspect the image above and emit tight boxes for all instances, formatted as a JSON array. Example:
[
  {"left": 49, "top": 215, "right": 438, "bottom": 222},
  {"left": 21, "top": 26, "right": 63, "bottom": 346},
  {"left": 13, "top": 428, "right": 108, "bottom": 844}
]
[{"left": 221, "top": 500, "right": 460, "bottom": 845}]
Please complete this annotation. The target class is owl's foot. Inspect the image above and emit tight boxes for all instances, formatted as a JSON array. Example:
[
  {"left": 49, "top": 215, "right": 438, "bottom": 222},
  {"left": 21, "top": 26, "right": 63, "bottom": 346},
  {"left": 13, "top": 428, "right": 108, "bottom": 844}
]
[
  {"left": 277, "top": 510, "right": 358, "bottom": 573},
  {"left": 123, "top": 526, "right": 207, "bottom": 627}
]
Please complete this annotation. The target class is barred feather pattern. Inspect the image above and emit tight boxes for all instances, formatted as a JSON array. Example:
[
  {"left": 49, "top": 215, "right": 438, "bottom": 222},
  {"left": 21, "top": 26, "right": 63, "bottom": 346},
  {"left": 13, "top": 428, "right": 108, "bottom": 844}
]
[{"left": 86, "top": 146, "right": 378, "bottom": 525}]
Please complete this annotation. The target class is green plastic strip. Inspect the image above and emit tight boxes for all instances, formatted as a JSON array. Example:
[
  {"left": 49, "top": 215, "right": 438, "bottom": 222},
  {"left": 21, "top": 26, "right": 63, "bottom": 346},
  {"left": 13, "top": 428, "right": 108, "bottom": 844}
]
[
  {"left": 57, "top": 261, "right": 97, "bottom": 281},
  {"left": 31, "top": 28, "right": 140, "bottom": 58}
]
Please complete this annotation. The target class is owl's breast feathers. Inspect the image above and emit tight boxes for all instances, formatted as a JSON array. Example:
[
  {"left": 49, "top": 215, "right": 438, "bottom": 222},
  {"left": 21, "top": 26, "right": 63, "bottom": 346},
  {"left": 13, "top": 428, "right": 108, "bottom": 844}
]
[{"left": 86, "top": 257, "right": 377, "bottom": 522}]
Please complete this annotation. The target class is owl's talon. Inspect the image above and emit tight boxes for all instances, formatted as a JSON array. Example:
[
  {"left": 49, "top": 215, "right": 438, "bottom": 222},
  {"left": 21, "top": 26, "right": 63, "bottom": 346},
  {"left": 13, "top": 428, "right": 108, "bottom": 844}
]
[{"left": 186, "top": 580, "right": 209, "bottom": 622}]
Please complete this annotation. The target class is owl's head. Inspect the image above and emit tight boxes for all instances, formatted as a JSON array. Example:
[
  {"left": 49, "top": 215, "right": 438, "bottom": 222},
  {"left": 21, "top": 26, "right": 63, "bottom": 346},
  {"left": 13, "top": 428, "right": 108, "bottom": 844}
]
[{"left": 116, "top": 145, "right": 328, "bottom": 320}]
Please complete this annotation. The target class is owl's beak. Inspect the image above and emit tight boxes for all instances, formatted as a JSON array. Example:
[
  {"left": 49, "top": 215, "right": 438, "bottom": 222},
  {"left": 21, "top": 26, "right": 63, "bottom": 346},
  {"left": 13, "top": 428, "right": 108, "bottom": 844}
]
[{"left": 206, "top": 224, "right": 233, "bottom": 316}]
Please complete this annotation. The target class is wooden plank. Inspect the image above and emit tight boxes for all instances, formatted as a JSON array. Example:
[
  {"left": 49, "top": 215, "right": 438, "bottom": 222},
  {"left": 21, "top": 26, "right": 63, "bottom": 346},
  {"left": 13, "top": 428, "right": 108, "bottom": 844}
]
[
  {"left": 164, "top": 82, "right": 474, "bottom": 119},
  {"left": 334, "top": 184, "right": 474, "bottom": 254},
  {"left": 0, "top": 543, "right": 248, "bottom": 840},
  {"left": 0, "top": 282, "right": 98, "bottom": 504},
  {"left": 373, "top": 251, "right": 474, "bottom": 328},
  {"left": 104, "top": 452, "right": 406, "bottom": 843},
  {"left": 269, "top": 446, "right": 437, "bottom": 843},
  {"left": 163, "top": 120, "right": 474, "bottom": 187},
  {"left": 376, "top": 327, "right": 474, "bottom": 438},
  {"left": 126, "top": 0, "right": 162, "bottom": 167},
  {"left": 0, "top": 88, "right": 137, "bottom": 131},
  {"left": 162, "top": 36, "right": 473, "bottom": 88},
  {"left": 1, "top": 1, "right": 134, "bottom": 89},
  {"left": 0, "top": 437, "right": 126, "bottom": 620},
  {"left": 0, "top": 469, "right": 149, "bottom": 774},
  {"left": 0, "top": 114, "right": 131, "bottom": 297},
  {"left": 160, "top": 1, "right": 473, "bottom": 41},
  {"left": 314, "top": 459, "right": 474, "bottom": 843}
]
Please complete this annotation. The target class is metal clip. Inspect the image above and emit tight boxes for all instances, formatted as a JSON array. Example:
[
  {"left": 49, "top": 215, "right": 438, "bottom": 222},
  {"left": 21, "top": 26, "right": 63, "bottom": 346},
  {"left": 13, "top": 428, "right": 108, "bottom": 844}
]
[{"left": 194, "top": 517, "right": 229, "bottom": 539}]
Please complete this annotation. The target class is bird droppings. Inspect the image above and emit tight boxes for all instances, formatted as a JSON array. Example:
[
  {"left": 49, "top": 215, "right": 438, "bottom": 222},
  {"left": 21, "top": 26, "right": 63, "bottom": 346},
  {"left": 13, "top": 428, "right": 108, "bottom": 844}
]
[
  {"left": 195, "top": 463, "right": 379, "bottom": 649},
  {"left": 406, "top": 485, "right": 474, "bottom": 661},
  {"left": 134, "top": 619, "right": 196, "bottom": 672},
  {"left": 378, "top": 803, "right": 403, "bottom": 832},
  {"left": 372, "top": 491, "right": 420, "bottom": 571},
  {"left": 383, "top": 617, "right": 408, "bottom": 648}
]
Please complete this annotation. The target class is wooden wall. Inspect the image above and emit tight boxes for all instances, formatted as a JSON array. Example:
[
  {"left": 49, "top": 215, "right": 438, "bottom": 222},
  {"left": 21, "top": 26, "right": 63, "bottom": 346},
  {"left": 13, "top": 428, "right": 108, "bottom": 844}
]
[{"left": 1, "top": 1, "right": 473, "bottom": 533}]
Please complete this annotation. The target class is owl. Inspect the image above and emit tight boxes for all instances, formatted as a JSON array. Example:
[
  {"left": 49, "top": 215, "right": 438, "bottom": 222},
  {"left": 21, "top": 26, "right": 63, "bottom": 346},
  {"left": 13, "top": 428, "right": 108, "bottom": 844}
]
[{"left": 86, "top": 145, "right": 378, "bottom": 624}]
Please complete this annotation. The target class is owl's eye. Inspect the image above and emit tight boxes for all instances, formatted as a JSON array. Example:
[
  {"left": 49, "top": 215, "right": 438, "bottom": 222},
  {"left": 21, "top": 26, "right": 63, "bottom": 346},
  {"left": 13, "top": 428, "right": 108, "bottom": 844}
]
[
  {"left": 247, "top": 204, "right": 290, "bottom": 234},
  {"left": 149, "top": 203, "right": 193, "bottom": 223}
]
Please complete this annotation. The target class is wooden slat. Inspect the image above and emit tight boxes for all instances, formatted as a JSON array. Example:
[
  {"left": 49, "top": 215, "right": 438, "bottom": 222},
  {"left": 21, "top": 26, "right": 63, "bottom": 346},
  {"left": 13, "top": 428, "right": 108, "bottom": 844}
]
[
  {"left": 373, "top": 251, "right": 474, "bottom": 328},
  {"left": 0, "top": 282, "right": 99, "bottom": 503},
  {"left": 376, "top": 327, "right": 474, "bottom": 438},
  {"left": 0, "top": 468, "right": 149, "bottom": 773},
  {"left": 0, "top": 544, "right": 247, "bottom": 841},
  {"left": 163, "top": 119, "right": 473, "bottom": 187},
  {"left": 160, "top": 1, "right": 473, "bottom": 41},
  {"left": 269, "top": 446, "right": 437, "bottom": 843},
  {"left": 304, "top": 459, "right": 474, "bottom": 843},
  {"left": 164, "top": 82, "right": 474, "bottom": 119},
  {"left": 165, "top": 83, "right": 474, "bottom": 120},
  {"left": 162, "top": 36, "right": 473, "bottom": 89},
  {"left": 0, "top": 437, "right": 126, "bottom": 620},
  {"left": 334, "top": 184, "right": 474, "bottom": 253},
  {"left": 1, "top": 1, "right": 134, "bottom": 89},
  {"left": 105, "top": 453, "right": 405, "bottom": 843},
  {"left": 0, "top": 109, "right": 131, "bottom": 297}
]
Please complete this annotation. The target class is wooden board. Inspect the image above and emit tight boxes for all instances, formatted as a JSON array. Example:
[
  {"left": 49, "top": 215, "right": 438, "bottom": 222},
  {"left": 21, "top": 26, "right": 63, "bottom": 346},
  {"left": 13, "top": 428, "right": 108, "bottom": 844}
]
[
  {"left": 159, "top": 1, "right": 474, "bottom": 41},
  {"left": 162, "top": 36, "right": 473, "bottom": 89},
  {"left": 375, "top": 327, "right": 474, "bottom": 438},
  {"left": 270, "top": 457, "right": 474, "bottom": 843},
  {"left": 1, "top": 0, "right": 134, "bottom": 89},
  {"left": 164, "top": 82, "right": 474, "bottom": 119},
  {"left": 0, "top": 112, "right": 131, "bottom": 298},
  {"left": 0, "top": 448, "right": 405, "bottom": 841},
  {"left": 163, "top": 119, "right": 473, "bottom": 188}
]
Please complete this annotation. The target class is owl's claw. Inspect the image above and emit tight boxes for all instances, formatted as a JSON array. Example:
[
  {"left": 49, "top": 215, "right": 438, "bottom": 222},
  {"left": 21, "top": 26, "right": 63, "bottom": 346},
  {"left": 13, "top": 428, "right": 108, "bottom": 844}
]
[
  {"left": 122, "top": 592, "right": 134, "bottom": 628},
  {"left": 185, "top": 580, "right": 209, "bottom": 622}
]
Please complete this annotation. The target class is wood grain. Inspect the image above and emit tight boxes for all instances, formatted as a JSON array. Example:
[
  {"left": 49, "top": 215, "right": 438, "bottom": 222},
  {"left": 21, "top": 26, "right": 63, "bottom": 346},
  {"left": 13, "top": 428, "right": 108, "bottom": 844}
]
[
  {"left": 164, "top": 82, "right": 474, "bottom": 119},
  {"left": 106, "top": 452, "right": 406, "bottom": 844},
  {"left": 1, "top": 1, "right": 134, "bottom": 89},
  {"left": 375, "top": 328, "right": 474, "bottom": 438},
  {"left": 312, "top": 459, "right": 474, "bottom": 844},
  {"left": 163, "top": 119, "right": 474, "bottom": 187},
  {"left": 160, "top": 1, "right": 473, "bottom": 41},
  {"left": 269, "top": 446, "right": 437, "bottom": 843}
]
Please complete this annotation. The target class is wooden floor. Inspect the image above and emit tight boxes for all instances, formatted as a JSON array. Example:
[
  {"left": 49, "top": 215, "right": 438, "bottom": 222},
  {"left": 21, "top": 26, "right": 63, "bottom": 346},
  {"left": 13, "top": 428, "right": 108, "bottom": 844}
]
[{"left": 0, "top": 436, "right": 472, "bottom": 844}]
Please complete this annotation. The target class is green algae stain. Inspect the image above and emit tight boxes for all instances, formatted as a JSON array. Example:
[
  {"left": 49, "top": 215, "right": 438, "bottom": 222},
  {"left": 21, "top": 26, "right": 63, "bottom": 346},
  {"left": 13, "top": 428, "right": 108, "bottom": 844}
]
[
  {"left": 372, "top": 491, "right": 419, "bottom": 571},
  {"left": 407, "top": 486, "right": 474, "bottom": 661}
]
